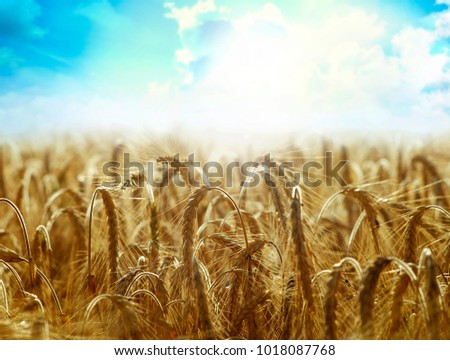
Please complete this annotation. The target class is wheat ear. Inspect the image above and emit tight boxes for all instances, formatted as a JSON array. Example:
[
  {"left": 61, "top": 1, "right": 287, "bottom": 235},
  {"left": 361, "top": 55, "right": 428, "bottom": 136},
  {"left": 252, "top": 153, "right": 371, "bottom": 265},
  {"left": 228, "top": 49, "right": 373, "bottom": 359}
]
[{"left": 290, "top": 186, "right": 315, "bottom": 311}]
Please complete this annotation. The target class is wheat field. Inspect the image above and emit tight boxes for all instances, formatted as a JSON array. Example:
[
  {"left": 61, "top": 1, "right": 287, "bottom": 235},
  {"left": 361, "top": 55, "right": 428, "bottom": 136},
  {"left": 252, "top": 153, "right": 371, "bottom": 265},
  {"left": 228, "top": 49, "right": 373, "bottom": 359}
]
[{"left": 0, "top": 133, "right": 449, "bottom": 340}]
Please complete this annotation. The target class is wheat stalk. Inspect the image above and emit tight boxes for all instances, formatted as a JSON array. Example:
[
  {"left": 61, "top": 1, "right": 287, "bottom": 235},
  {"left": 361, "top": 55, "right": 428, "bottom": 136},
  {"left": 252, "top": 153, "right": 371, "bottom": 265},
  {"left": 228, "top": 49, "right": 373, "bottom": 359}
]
[
  {"left": 0, "top": 198, "right": 36, "bottom": 286},
  {"left": 359, "top": 257, "right": 391, "bottom": 339},
  {"left": 281, "top": 276, "right": 295, "bottom": 339},
  {"left": 193, "top": 258, "right": 215, "bottom": 339},
  {"left": 290, "top": 186, "right": 315, "bottom": 311},
  {"left": 420, "top": 248, "right": 442, "bottom": 339},
  {"left": 411, "top": 155, "right": 449, "bottom": 208},
  {"left": 0, "top": 279, "right": 9, "bottom": 316},
  {"left": 324, "top": 257, "right": 362, "bottom": 339},
  {"left": 86, "top": 187, "right": 119, "bottom": 293}
]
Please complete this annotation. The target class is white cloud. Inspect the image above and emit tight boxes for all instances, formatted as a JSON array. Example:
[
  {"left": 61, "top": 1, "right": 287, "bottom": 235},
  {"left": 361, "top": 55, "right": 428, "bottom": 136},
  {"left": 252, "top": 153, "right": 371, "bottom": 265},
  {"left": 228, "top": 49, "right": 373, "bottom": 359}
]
[
  {"left": 175, "top": 47, "right": 194, "bottom": 64},
  {"left": 158, "top": 2, "right": 450, "bottom": 134},
  {"left": 164, "top": 0, "right": 217, "bottom": 33},
  {"left": 148, "top": 81, "right": 172, "bottom": 96},
  {"left": 434, "top": 7, "right": 450, "bottom": 38},
  {"left": 236, "top": 3, "right": 285, "bottom": 29}
]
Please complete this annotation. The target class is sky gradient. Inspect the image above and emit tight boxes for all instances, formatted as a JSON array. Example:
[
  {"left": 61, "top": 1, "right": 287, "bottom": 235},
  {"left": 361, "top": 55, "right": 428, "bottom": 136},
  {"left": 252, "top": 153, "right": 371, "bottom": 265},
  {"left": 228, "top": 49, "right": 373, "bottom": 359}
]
[{"left": 1, "top": 0, "right": 450, "bottom": 137}]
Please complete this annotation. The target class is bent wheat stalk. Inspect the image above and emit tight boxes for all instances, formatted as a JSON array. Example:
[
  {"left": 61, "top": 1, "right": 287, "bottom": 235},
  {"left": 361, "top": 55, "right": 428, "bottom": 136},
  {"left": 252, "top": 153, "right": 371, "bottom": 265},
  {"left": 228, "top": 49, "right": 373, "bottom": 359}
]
[
  {"left": 182, "top": 186, "right": 250, "bottom": 286},
  {"left": 86, "top": 187, "right": 119, "bottom": 293},
  {"left": 359, "top": 257, "right": 391, "bottom": 339},
  {"left": 324, "top": 257, "right": 362, "bottom": 339},
  {"left": 316, "top": 187, "right": 381, "bottom": 254},
  {"left": 403, "top": 205, "right": 450, "bottom": 262},
  {"left": 0, "top": 198, "right": 36, "bottom": 286}
]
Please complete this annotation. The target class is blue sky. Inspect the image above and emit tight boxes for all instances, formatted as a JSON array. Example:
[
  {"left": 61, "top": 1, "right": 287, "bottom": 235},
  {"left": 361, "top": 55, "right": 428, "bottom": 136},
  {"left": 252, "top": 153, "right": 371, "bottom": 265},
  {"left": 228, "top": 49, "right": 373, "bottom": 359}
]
[{"left": 1, "top": 0, "right": 450, "bottom": 136}]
